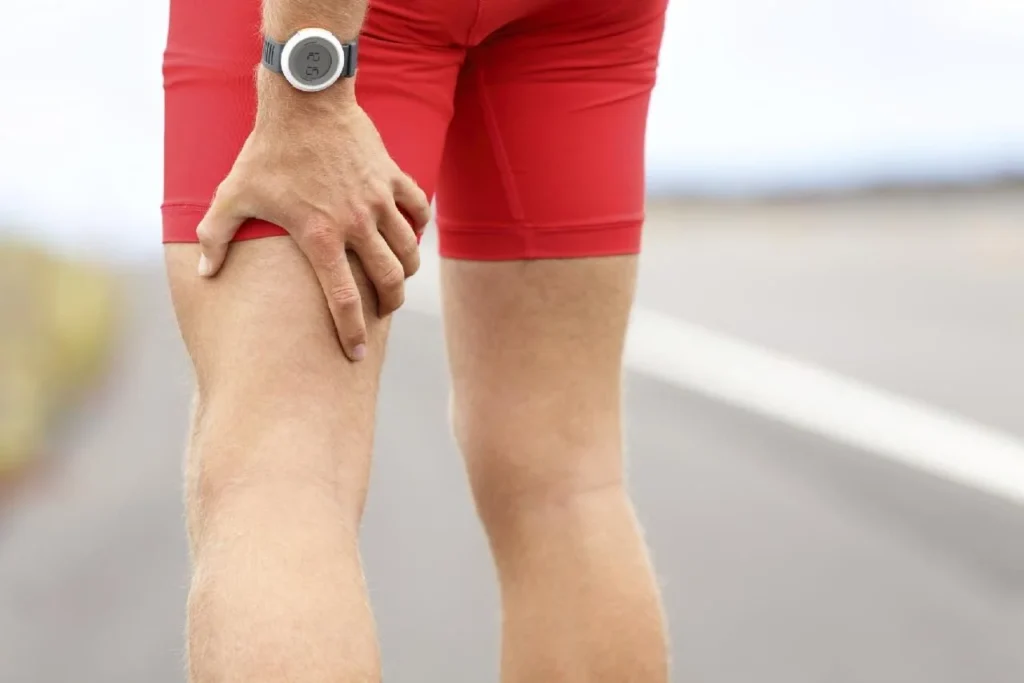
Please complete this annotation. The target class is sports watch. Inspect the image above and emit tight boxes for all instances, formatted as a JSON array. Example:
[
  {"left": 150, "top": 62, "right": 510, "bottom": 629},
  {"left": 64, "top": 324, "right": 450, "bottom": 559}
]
[{"left": 261, "top": 28, "right": 358, "bottom": 93}]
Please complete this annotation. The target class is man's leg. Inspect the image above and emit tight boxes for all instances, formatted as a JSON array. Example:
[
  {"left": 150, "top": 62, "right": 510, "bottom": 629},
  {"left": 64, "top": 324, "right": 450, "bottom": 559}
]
[
  {"left": 167, "top": 238, "right": 389, "bottom": 683},
  {"left": 441, "top": 256, "right": 668, "bottom": 683}
]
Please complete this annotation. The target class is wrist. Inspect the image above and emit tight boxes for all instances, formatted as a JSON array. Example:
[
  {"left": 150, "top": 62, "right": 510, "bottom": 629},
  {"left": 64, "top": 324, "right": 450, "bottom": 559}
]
[{"left": 256, "top": 67, "right": 357, "bottom": 121}]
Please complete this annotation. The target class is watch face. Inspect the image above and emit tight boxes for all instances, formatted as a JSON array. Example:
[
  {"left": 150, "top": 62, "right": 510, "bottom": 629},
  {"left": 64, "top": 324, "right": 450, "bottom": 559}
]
[{"left": 288, "top": 36, "right": 341, "bottom": 89}]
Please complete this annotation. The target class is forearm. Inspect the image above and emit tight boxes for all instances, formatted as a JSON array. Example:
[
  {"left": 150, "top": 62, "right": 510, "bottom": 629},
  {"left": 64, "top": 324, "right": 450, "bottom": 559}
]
[
  {"left": 262, "top": 0, "right": 367, "bottom": 41},
  {"left": 258, "top": 0, "right": 368, "bottom": 112}
]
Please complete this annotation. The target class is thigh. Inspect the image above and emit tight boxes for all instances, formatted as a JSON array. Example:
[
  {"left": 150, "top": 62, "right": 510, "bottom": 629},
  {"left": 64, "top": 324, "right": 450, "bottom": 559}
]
[
  {"left": 162, "top": 0, "right": 465, "bottom": 244},
  {"left": 166, "top": 239, "right": 388, "bottom": 518},
  {"left": 166, "top": 239, "right": 388, "bottom": 395},
  {"left": 441, "top": 256, "right": 638, "bottom": 496},
  {"left": 435, "top": 0, "right": 669, "bottom": 260}
]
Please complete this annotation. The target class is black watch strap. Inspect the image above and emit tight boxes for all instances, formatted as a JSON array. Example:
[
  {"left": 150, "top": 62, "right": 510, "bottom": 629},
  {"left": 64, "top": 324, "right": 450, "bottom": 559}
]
[{"left": 261, "top": 36, "right": 358, "bottom": 78}]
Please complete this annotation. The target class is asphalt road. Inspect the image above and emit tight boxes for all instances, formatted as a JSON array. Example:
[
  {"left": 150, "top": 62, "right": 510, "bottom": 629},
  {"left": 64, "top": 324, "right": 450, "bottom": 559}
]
[{"left": 1, "top": 189, "right": 1023, "bottom": 682}]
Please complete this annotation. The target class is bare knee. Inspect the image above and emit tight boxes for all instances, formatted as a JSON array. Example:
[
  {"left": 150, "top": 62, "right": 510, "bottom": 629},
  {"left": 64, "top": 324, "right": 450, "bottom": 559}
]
[
  {"left": 186, "top": 379, "right": 366, "bottom": 548},
  {"left": 451, "top": 394, "right": 626, "bottom": 529}
]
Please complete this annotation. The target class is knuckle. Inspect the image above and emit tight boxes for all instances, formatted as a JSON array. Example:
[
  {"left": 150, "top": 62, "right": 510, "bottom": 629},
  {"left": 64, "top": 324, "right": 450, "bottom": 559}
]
[
  {"left": 211, "top": 182, "right": 229, "bottom": 203},
  {"left": 404, "top": 252, "right": 421, "bottom": 277},
  {"left": 304, "top": 222, "right": 340, "bottom": 261},
  {"left": 195, "top": 224, "right": 214, "bottom": 245},
  {"left": 195, "top": 224, "right": 223, "bottom": 248},
  {"left": 411, "top": 202, "right": 431, "bottom": 226},
  {"left": 303, "top": 211, "right": 333, "bottom": 236},
  {"left": 213, "top": 178, "right": 242, "bottom": 205},
  {"left": 370, "top": 182, "right": 392, "bottom": 207},
  {"left": 400, "top": 173, "right": 428, "bottom": 201},
  {"left": 413, "top": 185, "right": 429, "bottom": 205},
  {"left": 398, "top": 244, "right": 420, "bottom": 274},
  {"left": 347, "top": 206, "right": 375, "bottom": 235},
  {"left": 380, "top": 288, "right": 405, "bottom": 314},
  {"left": 380, "top": 264, "right": 406, "bottom": 291},
  {"left": 330, "top": 284, "right": 362, "bottom": 310}
]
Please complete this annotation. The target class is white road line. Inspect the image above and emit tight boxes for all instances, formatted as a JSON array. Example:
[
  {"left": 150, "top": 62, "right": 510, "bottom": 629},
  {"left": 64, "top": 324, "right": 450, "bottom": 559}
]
[
  {"left": 405, "top": 265, "right": 1024, "bottom": 506},
  {"left": 627, "top": 310, "right": 1024, "bottom": 506}
]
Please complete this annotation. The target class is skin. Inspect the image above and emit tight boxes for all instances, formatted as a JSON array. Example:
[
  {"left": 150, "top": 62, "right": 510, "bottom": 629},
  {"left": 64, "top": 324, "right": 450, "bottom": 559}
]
[{"left": 176, "top": 1, "right": 669, "bottom": 681}]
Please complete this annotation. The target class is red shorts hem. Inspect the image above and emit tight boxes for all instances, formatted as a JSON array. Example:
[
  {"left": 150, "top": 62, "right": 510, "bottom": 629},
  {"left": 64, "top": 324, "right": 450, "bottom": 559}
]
[
  {"left": 437, "top": 217, "right": 644, "bottom": 261},
  {"left": 163, "top": 204, "right": 642, "bottom": 261},
  {"left": 162, "top": 204, "right": 287, "bottom": 243}
]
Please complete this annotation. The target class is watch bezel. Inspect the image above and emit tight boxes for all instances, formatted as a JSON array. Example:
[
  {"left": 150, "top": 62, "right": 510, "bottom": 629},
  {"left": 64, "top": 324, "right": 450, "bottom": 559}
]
[{"left": 280, "top": 28, "right": 346, "bottom": 92}]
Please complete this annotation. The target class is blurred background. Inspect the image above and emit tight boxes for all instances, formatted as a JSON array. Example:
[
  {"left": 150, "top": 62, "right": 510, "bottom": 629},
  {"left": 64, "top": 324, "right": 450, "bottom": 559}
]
[{"left": 2, "top": 0, "right": 1023, "bottom": 681}]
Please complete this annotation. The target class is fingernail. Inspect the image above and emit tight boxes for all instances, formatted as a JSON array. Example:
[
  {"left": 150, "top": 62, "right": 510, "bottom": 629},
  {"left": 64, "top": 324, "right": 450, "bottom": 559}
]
[
  {"left": 352, "top": 344, "right": 367, "bottom": 361},
  {"left": 197, "top": 255, "right": 212, "bottom": 277}
]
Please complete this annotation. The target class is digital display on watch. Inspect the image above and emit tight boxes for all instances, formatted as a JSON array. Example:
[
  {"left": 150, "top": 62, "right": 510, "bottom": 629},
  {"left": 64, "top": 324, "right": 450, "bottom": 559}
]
[
  {"left": 288, "top": 37, "right": 341, "bottom": 88},
  {"left": 297, "top": 46, "right": 333, "bottom": 80}
]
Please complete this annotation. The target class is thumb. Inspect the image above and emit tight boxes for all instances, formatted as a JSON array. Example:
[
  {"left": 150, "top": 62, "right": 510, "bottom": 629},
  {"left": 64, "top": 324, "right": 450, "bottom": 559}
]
[{"left": 195, "top": 191, "right": 247, "bottom": 277}]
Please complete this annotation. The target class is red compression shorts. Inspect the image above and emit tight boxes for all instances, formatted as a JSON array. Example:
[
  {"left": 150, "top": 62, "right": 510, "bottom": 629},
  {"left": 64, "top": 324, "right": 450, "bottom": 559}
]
[{"left": 163, "top": 0, "right": 668, "bottom": 260}]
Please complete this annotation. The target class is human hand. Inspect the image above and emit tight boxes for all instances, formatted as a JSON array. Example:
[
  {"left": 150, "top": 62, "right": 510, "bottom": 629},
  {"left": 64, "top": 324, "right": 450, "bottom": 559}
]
[{"left": 195, "top": 80, "right": 431, "bottom": 361}]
